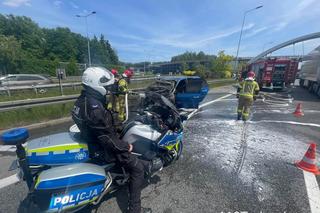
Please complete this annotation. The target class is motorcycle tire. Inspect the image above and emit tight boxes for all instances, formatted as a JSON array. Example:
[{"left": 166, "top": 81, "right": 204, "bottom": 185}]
[
  {"left": 162, "top": 140, "right": 183, "bottom": 166},
  {"left": 175, "top": 140, "right": 183, "bottom": 160}
]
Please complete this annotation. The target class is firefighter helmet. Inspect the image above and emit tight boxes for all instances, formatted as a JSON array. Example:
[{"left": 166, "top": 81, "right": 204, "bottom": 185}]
[
  {"left": 82, "top": 67, "right": 114, "bottom": 96},
  {"left": 247, "top": 71, "right": 255, "bottom": 79},
  {"left": 123, "top": 69, "right": 133, "bottom": 78},
  {"left": 111, "top": 69, "right": 118, "bottom": 75}
]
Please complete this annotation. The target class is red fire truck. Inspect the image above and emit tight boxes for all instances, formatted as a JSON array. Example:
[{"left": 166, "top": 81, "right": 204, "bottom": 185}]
[{"left": 241, "top": 58, "right": 298, "bottom": 90}]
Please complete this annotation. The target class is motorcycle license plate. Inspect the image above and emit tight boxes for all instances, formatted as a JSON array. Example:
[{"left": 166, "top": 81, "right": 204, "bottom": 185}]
[{"left": 49, "top": 184, "right": 104, "bottom": 211}]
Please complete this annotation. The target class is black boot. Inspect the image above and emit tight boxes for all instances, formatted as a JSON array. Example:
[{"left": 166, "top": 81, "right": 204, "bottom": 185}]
[
  {"left": 141, "top": 207, "right": 152, "bottom": 213},
  {"left": 144, "top": 158, "right": 163, "bottom": 180},
  {"left": 237, "top": 113, "right": 242, "bottom": 120}
]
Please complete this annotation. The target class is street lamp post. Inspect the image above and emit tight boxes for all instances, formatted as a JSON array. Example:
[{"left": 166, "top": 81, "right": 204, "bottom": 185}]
[
  {"left": 234, "top": 5, "right": 263, "bottom": 74},
  {"left": 76, "top": 11, "right": 96, "bottom": 67}
]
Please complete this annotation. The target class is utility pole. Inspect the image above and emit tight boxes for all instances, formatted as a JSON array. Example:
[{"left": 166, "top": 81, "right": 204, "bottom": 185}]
[
  {"left": 76, "top": 11, "right": 96, "bottom": 67},
  {"left": 234, "top": 5, "right": 263, "bottom": 74}
]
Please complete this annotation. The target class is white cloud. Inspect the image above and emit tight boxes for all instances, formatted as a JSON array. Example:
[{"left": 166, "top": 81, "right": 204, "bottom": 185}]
[
  {"left": 244, "top": 26, "right": 268, "bottom": 38},
  {"left": 53, "top": 0, "right": 62, "bottom": 7},
  {"left": 273, "top": 0, "right": 318, "bottom": 31},
  {"left": 69, "top": 1, "right": 79, "bottom": 9},
  {"left": 149, "top": 23, "right": 255, "bottom": 49},
  {"left": 2, "top": 0, "right": 31, "bottom": 7},
  {"left": 110, "top": 23, "right": 256, "bottom": 53}
]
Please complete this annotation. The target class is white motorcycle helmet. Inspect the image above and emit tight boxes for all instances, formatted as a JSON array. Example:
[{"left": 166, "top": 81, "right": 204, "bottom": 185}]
[{"left": 81, "top": 67, "right": 115, "bottom": 96}]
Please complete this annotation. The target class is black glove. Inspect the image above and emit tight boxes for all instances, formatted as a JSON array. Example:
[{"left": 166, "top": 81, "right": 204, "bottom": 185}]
[{"left": 236, "top": 94, "right": 239, "bottom": 99}]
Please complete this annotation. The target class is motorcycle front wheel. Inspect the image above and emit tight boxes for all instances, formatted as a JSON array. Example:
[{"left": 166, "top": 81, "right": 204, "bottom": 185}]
[
  {"left": 175, "top": 139, "right": 183, "bottom": 160},
  {"left": 162, "top": 140, "right": 183, "bottom": 166}
]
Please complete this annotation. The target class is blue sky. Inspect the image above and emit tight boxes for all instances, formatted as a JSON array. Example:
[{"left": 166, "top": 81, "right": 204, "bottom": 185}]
[{"left": 1, "top": 0, "right": 320, "bottom": 62}]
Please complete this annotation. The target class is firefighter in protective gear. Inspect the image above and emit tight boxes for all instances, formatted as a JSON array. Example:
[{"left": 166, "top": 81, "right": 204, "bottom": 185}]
[
  {"left": 107, "top": 69, "right": 133, "bottom": 123},
  {"left": 107, "top": 69, "right": 120, "bottom": 118},
  {"left": 237, "top": 71, "right": 260, "bottom": 121}
]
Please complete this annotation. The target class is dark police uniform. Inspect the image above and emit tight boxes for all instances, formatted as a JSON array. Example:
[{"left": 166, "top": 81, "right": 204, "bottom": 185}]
[{"left": 72, "top": 86, "right": 145, "bottom": 213}]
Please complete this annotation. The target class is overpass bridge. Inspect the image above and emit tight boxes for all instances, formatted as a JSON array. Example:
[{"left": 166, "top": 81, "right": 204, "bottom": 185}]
[{"left": 248, "top": 32, "right": 320, "bottom": 64}]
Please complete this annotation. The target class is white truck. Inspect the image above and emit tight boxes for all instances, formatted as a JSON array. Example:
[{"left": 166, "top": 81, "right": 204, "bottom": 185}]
[{"left": 299, "top": 45, "right": 320, "bottom": 97}]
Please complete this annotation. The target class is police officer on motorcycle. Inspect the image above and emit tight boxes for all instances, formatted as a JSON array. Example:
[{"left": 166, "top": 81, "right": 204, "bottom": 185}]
[{"left": 72, "top": 67, "right": 152, "bottom": 213}]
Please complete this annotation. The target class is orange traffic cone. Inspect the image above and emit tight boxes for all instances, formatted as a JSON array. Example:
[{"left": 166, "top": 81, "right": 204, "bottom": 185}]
[
  {"left": 295, "top": 143, "right": 320, "bottom": 175},
  {"left": 293, "top": 103, "right": 304, "bottom": 117}
]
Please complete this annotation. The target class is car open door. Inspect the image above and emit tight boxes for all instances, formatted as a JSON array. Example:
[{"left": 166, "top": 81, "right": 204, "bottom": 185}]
[{"left": 175, "top": 77, "right": 209, "bottom": 109}]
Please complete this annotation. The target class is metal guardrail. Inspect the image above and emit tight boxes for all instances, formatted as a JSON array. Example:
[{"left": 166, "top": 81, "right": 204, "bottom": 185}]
[
  {"left": 0, "top": 89, "right": 146, "bottom": 113},
  {"left": 0, "top": 78, "right": 231, "bottom": 93},
  {"left": 0, "top": 95, "right": 79, "bottom": 112},
  {"left": 0, "top": 82, "right": 82, "bottom": 92},
  {"left": 0, "top": 77, "right": 156, "bottom": 92}
]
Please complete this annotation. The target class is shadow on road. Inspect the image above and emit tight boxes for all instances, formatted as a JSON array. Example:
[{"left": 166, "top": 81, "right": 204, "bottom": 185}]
[
  {"left": 81, "top": 175, "right": 161, "bottom": 213},
  {"left": 291, "top": 87, "right": 320, "bottom": 102}
]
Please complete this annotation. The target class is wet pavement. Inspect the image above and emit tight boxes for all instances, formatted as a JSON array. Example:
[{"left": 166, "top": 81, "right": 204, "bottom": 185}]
[{"left": 0, "top": 85, "right": 319, "bottom": 213}]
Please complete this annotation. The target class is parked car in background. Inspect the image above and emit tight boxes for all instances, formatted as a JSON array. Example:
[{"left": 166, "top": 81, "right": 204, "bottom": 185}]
[{"left": 0, "top": 74, "right": 52, "bottom": 87}]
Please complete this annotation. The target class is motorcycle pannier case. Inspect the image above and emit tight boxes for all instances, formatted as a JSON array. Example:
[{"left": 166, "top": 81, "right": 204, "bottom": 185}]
[
  {"left": 26, "top": 132, "right": 89, "bottom": 166},
  {"left": 33, "top": 163, "right": 110, "bottom": 212}
]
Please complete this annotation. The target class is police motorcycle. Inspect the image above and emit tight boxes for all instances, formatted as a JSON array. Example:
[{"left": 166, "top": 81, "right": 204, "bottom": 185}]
[{"left": 1, "top": 85, "right": 185, "bottom": 212}]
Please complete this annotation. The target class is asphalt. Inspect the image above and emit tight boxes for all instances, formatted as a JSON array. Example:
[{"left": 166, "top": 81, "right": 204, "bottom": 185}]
[{"left": 0, "top": 85, "right": 319, "bottom": 213}]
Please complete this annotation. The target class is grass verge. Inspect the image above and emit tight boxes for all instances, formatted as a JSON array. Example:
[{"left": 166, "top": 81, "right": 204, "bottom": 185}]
[
  {"left": 0, "top": 87, "right": 82, "bottom": 102},
  {"left": 0, "top": 102, "right": 74, "bottom": 130},
  {"left": 208, "top": 79, "right": 236, "bottom": 88}
]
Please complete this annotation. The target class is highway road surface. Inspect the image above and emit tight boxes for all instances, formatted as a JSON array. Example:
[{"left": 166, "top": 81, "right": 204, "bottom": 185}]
[{"left": 0, "top": 85, "right": 319, "bottom": 213}]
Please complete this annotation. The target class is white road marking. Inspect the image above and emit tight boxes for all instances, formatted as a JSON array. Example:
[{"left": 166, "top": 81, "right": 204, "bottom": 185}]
[
  {"left": 0, "top": 145, "right": 16, "bottom": 152},
  {"left": 0, "top": 173, "right": 20, "bottom": 189},
  {"left": 248, "top": 120, "right": 320, "bottom": 128},
  {"left": 188, "top": 94, "right": 232, "bottom": 119},
  {"left": 219, "top": 98, "right": 238, "bottom": 101},
  {"left": 303, "top": 171, "right": 320, "bottom": 213}
]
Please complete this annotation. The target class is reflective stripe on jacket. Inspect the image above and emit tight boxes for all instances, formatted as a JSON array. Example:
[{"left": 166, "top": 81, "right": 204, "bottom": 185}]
[
  {"left": 239, "top": 80, "right": 259, "bottom": 98},
  {"left": 118, "top": 78, "right": 128, "bottom": 93}
]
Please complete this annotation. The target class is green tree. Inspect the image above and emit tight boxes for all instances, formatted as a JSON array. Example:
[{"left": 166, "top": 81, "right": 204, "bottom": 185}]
[
  {"left": 210, "top": 51, "right": 233, "bottom": 78},
  {"left": 0, "top": 35, "right": 23, "bottom": 74},
  {"left": 0, "top": 14, "right": 119, "bottom": 75},
  {"left": 180, "top": 62, "right": 188, "bottom": 72},
  {"left": 66, "top": 58, "right": 78, "bottom": 76},
  {"left": 190, "top": 61, "right": 200, "bottom": 71},
  {"left": 195, "top": 64, "right": 207, "bottom": 79},
  {"left": 171, "top": 51, "right": 216, "bottom": 62}
]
